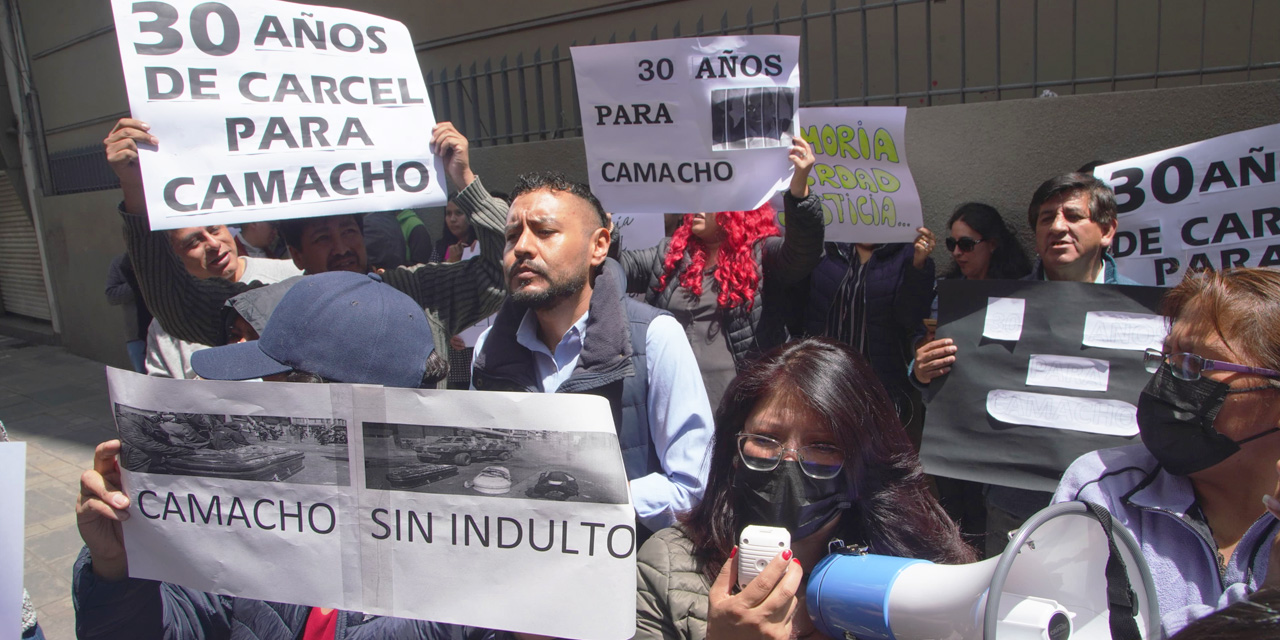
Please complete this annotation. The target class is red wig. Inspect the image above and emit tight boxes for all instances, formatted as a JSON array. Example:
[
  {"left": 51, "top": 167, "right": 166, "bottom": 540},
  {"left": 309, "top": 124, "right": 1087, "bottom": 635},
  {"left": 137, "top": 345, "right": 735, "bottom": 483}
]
[{"left": 656, "top": 204, "right": 780, "bottom": 309}]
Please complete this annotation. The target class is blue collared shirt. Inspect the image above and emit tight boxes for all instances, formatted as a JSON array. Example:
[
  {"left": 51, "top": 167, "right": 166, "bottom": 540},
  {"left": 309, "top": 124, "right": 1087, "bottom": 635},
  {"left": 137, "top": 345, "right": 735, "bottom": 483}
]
[{"left": 474, "top": 309, "right": 712, "bottom": 531}]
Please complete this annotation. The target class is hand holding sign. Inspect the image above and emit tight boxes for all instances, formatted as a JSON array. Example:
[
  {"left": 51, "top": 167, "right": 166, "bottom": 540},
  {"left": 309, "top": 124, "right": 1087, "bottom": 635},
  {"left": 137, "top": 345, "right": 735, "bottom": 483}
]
[
  {"left": 104, "top": 118, "right": 158, "bottom": 215},
  {"left": 76, "top": 439, "right": 131, "bottom": 581},
  {"left": 788, "top": 137, "right": 815, "bottom": 199}
]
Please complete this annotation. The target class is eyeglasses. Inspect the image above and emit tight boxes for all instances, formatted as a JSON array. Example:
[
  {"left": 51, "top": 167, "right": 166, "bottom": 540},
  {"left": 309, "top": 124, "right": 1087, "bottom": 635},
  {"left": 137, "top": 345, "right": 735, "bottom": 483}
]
[
  {"left": 945, "top": 237, "right": 985, "bottom": 253},
  {"left": 1143, "top": 348, "right": 1280, "bottom": 381},
  {"left": 736, "top": 433, "right": 846, "bottom": 479}
]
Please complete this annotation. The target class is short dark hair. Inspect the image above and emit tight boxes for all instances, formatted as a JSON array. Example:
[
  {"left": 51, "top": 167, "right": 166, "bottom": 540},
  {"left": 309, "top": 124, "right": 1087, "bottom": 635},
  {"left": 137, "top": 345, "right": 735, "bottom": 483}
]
[
  {"left": 1026, "top": 172, "right": 1117, "bottom": 231},
  {"left": 510, "top": 172, "right": 608, "bottom": 229},
  {"left": 277, "top": 214, "right": 364, "bottom": 251}
]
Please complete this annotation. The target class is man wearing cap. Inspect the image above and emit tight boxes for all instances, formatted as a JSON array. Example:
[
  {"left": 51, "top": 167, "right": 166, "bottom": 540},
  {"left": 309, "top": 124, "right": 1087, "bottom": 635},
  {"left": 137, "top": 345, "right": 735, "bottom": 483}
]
[
  {"left": 74, "top": 272, "right": 482, "bottom": 639},
  {"left": 470, "top": 172, "right": 713, "bottom": 537},
  {"left": 103, "top": 119, "right": 505, "bottom": 379}
]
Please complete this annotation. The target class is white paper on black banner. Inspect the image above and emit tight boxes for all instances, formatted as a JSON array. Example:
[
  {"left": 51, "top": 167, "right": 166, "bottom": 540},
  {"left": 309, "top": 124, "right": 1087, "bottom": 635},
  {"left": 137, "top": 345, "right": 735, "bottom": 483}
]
[
  {"left": 795, "top": 107, "right": 920, "bottom": 243},
  {"left": 571, "top": 36, "right": 800, "bottom": 214},
  {"left": 111, "top": 0, "right": 446, "bottom": 230},
  {"left": 107, "top": 368, "right": 636, "bottom": 639},
  {"left": 1096, "top": 121, "right": 1280, "bottom": 286}
]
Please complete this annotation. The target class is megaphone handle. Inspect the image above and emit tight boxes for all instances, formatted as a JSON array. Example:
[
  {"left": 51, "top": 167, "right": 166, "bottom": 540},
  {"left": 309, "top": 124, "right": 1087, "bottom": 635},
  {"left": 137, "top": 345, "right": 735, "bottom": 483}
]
[{"left": 1082, "top": 501, "right": 1142, "bottom": 640}]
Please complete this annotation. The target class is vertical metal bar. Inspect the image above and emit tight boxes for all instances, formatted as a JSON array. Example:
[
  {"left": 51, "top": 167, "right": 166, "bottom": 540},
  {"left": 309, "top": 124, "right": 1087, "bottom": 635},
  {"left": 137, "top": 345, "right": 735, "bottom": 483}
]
[
  {"left": 861, "top": 0, "right": 870, "bottom": 104},
  {"left": 569, "top": 42, "right": 582, "bottom": 136},
  {"left": 500, "top": 57, "right": 513, "bottom": 144},
  {"left": 425, "top": 69, "right": 436, "bottom": 117},
  {"left": 1198, "top": 0, "right": 1207, "bottom": 84},
  {"left": 1031, "top": 0, "right": 1038, "bottom": 96},
  {"left": 696, "top": 16, "right": 704, "bottom": 35},
  {"left": 995, "top": 0, "right": 1001, "bottom": 100},
  {"left": 651, "top": 25, "right": 658, "bottom": 41},
  {"left": 830, "top": 0, "right": 839, "bottom": 103},
  {"left": 1154, "top": 0, "right": 1162, "bottom": 88},
  {"left": 746, "top": 7, "right": 755, "bottom": 35},
  {"left": 1070, "top": 0, "right": 1077, "bottom": 94},
  {"left": 673, "top": 20, "right": 680, "bottom": 38},
  {"left": 484, "top": 60, "right": 497, "bottom": 145},
  {"left": 801, "top": 0, "right": 810, "bottom": 103},
  {"left": 629, "top": 29, "right": 637, "bottom": 42},
  {"left": 959, "top": 0, "right": 966, "bottom": 102},
  {"left": 925, "top": 0, "right": 933, "bottom": 106},
  {"left": 721, "top": 10, "right": 729, "bottom": 34},
  {"left": 773, "top": 3, "right": 781, "bottom": 35},
  {"left": 440, "top": 67, "right": 452, "bottom": 125},
  {"left": 534, "top": 49, "right": 547, "bottom": 140},
  {"left": 469, "top": 62, "right": 483, "bottom": 144},
  {"left": 517, "top": 53, "right": 530, "bottom": 143},
  {"left": 1246, "top": 0, "right": 1256, "bottom": 80},
  {"left": 1110, "top": 0, "right": 1118, "bottom": 92},
  {"left": 552, "top": 45, "right": 564, "bottom": 138},
  {"left": 892, "top": 0, "right": 900, "bottom": 104},
  {"left": 455, "top": 65, "right": 467, "bottom": 137}
]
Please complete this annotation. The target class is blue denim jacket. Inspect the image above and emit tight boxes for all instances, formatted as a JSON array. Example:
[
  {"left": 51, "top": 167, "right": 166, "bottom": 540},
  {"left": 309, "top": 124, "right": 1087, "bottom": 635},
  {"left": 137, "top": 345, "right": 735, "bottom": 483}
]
[{"left": 1054, "top": 444, "right": 1278, "bottom": 637}]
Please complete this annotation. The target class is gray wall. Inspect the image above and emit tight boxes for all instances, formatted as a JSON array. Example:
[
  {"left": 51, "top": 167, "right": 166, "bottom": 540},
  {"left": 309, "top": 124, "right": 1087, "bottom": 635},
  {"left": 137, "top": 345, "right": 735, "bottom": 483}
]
[{"left": 38, "top": 79, "right": 1280, "bottom": 366}]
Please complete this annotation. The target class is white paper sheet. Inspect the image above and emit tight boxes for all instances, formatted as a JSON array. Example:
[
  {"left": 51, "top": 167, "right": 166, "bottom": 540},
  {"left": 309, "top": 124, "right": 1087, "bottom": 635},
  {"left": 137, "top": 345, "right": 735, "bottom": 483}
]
[
  {"left": 107, "top": 368, "right": 635, "bottom": 639},
  {"left": 571, "top": 36, "right": 800, "bottom": 214},
  {"left": 986, "top": 390, "right": 1139, "bottom": 437},
  {"left": 613, "top": 213, "right": 667, "bottom": 252},
  {"left": 0, "top": 443, "right": 25, "bottom": 640},
  {"left": 1082, "top": 311, "right": 1168, "bottom": 351},
  {"left": 1025, "top": 354, "right": 1111, "bottom": 392},
  {"left": 982, "top": 297, "right": 1026, "bottom": 341},
  {"left": 110, "top": 0, "right": 447, "bottom": 230}
]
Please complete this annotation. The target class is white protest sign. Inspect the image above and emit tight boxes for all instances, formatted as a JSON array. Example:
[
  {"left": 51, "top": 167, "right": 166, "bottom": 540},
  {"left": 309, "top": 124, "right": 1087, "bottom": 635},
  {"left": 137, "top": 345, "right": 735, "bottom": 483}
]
[
  {"left": 111, "top": 0, "right": 446, "bottom": 230},
  {"left": 1095, "top": 122, "right": 1280, "bottom": 286},
  {"left": 796, "top": 107, "right": 920, "bottom": 242},
  {"left": 571, "top": 36, "right": 800, "bottom": 214},
  {"left": 108, "top": 369, "right": 635, "bottom": 640},
  {"left": 0, "top": 442, "right": 24, "bottom": 640},
  {"left": 613, "top": 213, "right": 667, "bottom": 251}
]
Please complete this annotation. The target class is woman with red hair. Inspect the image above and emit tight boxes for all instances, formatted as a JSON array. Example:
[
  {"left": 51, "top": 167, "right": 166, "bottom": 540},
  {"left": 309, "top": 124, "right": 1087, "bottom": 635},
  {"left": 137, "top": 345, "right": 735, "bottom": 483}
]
[{"left": 620, "top": 138, "right": 824, "bottom": 407}]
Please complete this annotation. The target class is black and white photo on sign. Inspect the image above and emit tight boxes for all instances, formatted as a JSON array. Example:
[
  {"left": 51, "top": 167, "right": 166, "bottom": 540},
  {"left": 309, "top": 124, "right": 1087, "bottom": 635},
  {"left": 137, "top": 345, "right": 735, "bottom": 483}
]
[
  {"left": 710, "top": 87, "right": 796, "bottom": 150},
  {"left": 363, "top": 422, "right": 630, "bottom": 504},
  {"left": 114, "top": 402, "right": 350, "bottom": 486}
]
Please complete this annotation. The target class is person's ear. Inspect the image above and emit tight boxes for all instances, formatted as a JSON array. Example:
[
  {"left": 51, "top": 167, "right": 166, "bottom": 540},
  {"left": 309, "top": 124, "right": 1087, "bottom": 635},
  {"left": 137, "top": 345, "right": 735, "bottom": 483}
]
[
  {"left": 287, "top": 245, "right": 306, "bottom": 271},
  {"left": 589, "top": 224, "right": 610, "bottom": 267},
  {"left": 1099, "top": 220, "right": 1117, "bottom": 249}
]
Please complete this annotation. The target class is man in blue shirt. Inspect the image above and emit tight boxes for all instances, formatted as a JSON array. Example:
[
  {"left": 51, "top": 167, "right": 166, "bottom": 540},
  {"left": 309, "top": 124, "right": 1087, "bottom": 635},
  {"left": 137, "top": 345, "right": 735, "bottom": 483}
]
[{"left": 469, "top": 172, "right": 712, "bottom": 536}]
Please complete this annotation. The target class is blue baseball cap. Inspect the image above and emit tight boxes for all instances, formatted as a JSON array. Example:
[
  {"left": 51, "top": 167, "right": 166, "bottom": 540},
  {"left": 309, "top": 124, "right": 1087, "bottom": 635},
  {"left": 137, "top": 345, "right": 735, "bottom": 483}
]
[{"left": 192, "top": 271, "right": 434, "bottom": 388}]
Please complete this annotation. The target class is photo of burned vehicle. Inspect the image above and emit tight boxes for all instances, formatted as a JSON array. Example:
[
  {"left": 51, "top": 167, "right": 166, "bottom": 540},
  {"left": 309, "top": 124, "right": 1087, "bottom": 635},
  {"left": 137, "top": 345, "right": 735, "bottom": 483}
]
[
  {"left": 385, "top": 463, "right": 459, "bottom": 489},
  {"left": 414, "top": 435, "right": 517, "bottom": 466}
]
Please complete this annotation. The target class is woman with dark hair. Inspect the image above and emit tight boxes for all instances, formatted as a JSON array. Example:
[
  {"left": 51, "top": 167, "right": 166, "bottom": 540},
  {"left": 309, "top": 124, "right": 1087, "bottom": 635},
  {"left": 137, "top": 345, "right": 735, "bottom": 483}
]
[
  {"left": 636, "top": 338, "right": 976, "bottom": 640},
  {"left": 432, "top": 196, "right": 479, "bottom": 263},
  {"left": 939, "top": 202, "right": 1032, "bottom": 282},
  {"left": 619, "top": 138, "right": 824, "bottom": 408}
]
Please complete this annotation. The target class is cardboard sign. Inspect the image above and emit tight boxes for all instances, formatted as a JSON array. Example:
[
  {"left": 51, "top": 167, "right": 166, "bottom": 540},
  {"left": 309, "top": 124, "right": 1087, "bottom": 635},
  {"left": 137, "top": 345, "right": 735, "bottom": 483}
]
[
  {"left": 920, "top": 280, "right": 1167, "bottom": 492},
  {"left": 111, "top": 0, "right": 447, "bottom": 230},
  {"left": 108, "top": 369, "right": 635, "bottom": 639},
  {"left": 571, "top": 36, "right": 801, "bottom": 214},
  {"left": 796, "top": 107, "right": 921, "bottom": 242},
  {"left": 1095, "top": 122, "right": 1280, "bottom": 286}
]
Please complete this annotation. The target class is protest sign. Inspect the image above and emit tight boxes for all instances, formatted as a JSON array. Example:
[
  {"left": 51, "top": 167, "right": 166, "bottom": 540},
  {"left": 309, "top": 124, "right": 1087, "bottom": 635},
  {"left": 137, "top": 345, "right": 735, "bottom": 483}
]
[
  {"left": 795, "top": 107, "right": 920, "bottom": 243},
  {"left": 108, "top": 369, "right": 635, "bottom": 639},
  {"left": 0, "top": 443, "right": 24, "bottom": 639},
  {"left": 613, "top": 213, "right": 667, "bottom": 252},
  {"left": 110, "top": 0, "right": 446, "bottom": 230},
  {"left": 1095, "top": 122, "right": 1280, "bottom": 286},
  {"left": 919, "top": 280, "right": 1167, "bottom": 492},
  {"left": 571, "top": 36, "right": 801, "bottom": 214}
]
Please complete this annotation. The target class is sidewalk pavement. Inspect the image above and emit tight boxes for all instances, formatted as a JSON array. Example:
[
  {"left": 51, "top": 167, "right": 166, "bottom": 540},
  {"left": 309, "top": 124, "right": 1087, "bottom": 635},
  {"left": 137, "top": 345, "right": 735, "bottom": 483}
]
[{"left": 2, "top": 336, "right": 118, "bottom": 640}]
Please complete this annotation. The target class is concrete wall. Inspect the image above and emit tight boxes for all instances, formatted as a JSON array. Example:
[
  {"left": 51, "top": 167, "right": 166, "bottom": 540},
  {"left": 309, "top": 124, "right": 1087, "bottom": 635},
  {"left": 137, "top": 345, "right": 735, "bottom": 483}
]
[{"left": 36, "top": 188, "right": 131, "bottom": 368}]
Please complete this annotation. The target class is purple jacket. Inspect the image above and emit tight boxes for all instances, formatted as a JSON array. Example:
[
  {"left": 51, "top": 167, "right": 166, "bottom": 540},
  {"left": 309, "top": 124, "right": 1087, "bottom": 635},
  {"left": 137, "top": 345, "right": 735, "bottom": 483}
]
[{"left": 1053, "top": 444, "right": 1277, "bottom": 637}]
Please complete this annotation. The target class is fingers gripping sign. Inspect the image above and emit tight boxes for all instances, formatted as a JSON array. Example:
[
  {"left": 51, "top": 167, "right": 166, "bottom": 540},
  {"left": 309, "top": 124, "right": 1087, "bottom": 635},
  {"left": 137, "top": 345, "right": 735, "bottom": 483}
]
[
  {"left": 104, "top": 118, "right": 158, "bottom": 214},
  {"left": 913, "top": 337, "right": 957, "bottom": 385},
  {"left": 76, "top": 439, "right": 132, "bottom": 581},
  {"left": 708, "top": 547, "right": 804, "bottom": 640}
]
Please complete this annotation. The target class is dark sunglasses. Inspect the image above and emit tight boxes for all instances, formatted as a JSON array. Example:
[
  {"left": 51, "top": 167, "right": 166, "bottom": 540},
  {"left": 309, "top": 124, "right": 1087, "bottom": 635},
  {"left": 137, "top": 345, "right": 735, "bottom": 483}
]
[{"left": 945, "top": 236, "right": 985, "bottom": 253}]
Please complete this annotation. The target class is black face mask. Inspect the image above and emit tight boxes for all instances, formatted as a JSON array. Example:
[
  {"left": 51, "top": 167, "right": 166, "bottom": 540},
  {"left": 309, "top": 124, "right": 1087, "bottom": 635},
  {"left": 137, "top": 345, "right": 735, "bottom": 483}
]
[
  {"left": 733, "top": 460, "right": 852, "bottom": 539},
  {"left": 1137, "top": 363, "right": 1279, "bottom": 476}
]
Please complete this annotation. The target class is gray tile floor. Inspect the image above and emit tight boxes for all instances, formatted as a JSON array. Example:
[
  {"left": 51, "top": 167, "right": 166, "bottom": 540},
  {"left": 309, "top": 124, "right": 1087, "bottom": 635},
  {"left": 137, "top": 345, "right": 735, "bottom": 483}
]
[{"left": 2, "top": 336, "right": 119, "bottom": 640}]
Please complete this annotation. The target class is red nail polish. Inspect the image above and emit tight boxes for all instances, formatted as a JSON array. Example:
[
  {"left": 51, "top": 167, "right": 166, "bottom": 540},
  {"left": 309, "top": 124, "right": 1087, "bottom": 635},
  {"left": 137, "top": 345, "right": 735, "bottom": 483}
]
[
  {"left": 782, "top": 550, "right": 792, "bottom": 561},
  {"left": 729, "top": 546, "right": 737, "bottom": 559}
]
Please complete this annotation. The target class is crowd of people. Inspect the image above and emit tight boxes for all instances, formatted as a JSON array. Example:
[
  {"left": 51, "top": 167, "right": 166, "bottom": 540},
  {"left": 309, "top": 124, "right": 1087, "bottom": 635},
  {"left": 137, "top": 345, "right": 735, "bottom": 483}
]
[{"left": 66, "top": 113, "right": 1280, "bottom": 640}]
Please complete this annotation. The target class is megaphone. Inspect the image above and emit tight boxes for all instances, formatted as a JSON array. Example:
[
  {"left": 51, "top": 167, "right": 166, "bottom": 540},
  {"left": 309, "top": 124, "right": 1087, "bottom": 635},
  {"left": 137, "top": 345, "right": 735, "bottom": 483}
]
[{"left": 806, "top": 501, "right": 1160, "bottom": 639}]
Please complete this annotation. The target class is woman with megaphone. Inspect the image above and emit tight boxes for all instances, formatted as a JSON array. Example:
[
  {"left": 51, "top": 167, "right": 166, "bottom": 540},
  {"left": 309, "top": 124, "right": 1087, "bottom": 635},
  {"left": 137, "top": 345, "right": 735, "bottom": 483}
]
[
  {"left": 635, "top": 337, "right": 975, "bottom": 640},
  {"left": 1055, "top": 267, "right": 1280, "bottom": 638}
]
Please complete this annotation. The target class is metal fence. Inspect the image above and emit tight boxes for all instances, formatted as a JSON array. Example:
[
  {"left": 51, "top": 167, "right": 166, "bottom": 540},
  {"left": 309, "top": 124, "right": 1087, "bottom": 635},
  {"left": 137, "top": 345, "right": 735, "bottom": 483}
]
[
  {"left": 425, "top": 0, "right": 1280, "bottom": 148},
  {"left": 47, "top": 145, "right": 118, "bottom": 195}
]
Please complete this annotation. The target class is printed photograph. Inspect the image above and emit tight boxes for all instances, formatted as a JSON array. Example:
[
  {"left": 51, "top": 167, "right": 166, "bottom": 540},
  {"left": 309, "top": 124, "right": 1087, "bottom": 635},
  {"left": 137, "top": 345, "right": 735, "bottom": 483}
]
[
  {"left": 363, "top": 423, "right": 629, "bottom": 504},
  {"left": 711, "top": 86, "right": 797, "bottom": 150},
  {"left": 113, "top": 402, "right": 350, "bottom": 486}
]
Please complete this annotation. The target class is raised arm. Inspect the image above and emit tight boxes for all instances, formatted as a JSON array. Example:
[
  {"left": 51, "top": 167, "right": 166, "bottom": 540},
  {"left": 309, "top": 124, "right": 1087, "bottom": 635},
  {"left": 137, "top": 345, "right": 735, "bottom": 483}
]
[{"left": 762, "top": 137, "right": 824, "bottom": 284}]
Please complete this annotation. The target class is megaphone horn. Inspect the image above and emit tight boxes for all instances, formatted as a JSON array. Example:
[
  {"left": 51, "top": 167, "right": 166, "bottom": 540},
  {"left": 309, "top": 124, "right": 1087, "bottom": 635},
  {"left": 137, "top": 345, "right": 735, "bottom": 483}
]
[{"left": 806, "top": 501, "right": 1160, "bottom": 640}]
